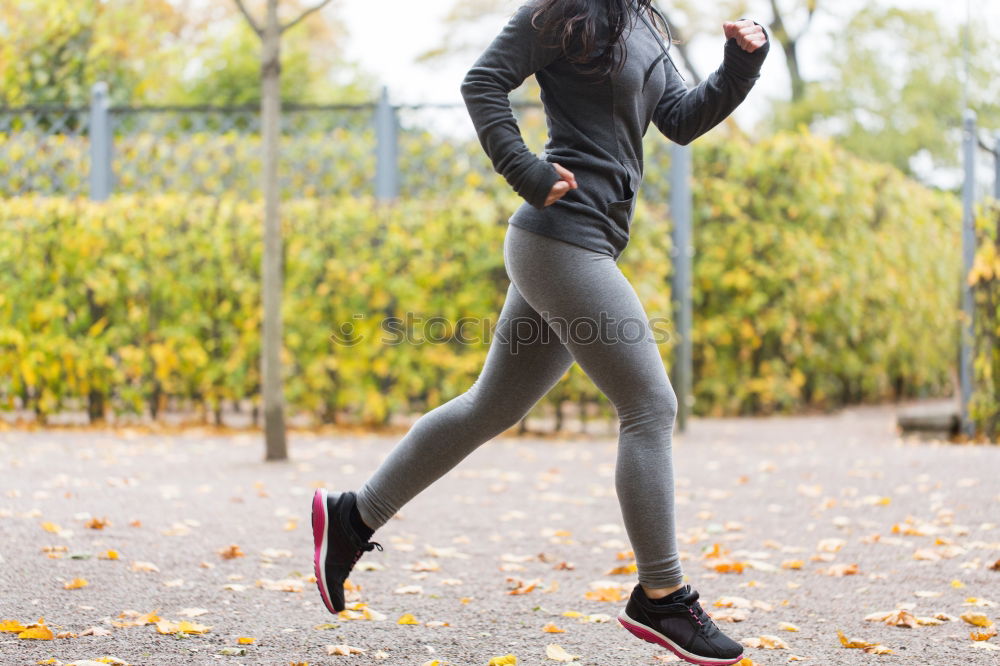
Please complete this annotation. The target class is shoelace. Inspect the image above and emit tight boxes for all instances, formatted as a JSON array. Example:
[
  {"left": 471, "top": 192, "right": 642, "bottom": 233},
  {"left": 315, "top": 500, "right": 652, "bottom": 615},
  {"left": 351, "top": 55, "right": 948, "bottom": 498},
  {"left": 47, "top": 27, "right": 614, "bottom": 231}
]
[
  {"left": 666, "top": 588, "right": 715, "bottom": 634},
  {"left": 351, "top": 540, "right": 383, "bottom": 566}
]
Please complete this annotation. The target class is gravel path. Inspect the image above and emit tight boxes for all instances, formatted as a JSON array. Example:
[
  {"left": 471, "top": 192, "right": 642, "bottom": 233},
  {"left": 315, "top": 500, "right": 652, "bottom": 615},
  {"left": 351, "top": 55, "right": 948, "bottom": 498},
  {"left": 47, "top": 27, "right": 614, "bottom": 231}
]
[{"left": 1, "top": 404, "right": 998, "bottom": 665}]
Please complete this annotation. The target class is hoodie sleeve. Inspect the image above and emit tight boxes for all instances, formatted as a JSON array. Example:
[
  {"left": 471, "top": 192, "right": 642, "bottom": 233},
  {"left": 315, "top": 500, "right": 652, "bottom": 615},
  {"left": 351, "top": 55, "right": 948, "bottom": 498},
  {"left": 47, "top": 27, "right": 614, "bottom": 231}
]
[
  {"left": 460, "top": 2, "right": 563, "bottom": 209},
  {"left": 651, "top": 24, "right": 770, "bottom": 146}
]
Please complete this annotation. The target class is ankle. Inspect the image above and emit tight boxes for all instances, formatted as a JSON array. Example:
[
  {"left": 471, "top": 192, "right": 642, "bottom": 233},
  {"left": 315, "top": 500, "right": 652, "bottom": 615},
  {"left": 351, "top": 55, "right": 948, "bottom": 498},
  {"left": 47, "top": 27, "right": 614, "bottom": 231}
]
[
  {"left": 349, "top": 499, "right": 375, "bottom": 539},
  {"left": 642, "top": 582, "right": 684, "bottom": 599}
]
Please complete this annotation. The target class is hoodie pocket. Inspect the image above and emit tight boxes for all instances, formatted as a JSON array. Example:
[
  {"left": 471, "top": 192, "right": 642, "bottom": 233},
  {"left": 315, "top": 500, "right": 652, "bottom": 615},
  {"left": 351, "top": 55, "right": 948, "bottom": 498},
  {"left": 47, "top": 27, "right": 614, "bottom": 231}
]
[
  {"left": 605, "top": 197, "right": 636, "bottom": 237},
  {"left": 603, "top": 166, "right": 637, "bottom": 236}
]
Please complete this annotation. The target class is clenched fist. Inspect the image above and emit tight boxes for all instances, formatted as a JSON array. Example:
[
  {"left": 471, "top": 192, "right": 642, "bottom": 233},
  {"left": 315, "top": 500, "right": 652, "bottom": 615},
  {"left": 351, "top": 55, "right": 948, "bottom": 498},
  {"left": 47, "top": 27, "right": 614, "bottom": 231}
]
[{"left": 722, "top": 20, "right": 767, "bottom": 53}]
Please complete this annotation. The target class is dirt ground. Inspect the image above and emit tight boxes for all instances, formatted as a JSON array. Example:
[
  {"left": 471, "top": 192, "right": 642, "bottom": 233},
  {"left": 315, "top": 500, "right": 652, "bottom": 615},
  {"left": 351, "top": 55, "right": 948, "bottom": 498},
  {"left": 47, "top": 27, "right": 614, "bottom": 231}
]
[{"left": 1, "top": 403, "right": 998, "bottom": 665}]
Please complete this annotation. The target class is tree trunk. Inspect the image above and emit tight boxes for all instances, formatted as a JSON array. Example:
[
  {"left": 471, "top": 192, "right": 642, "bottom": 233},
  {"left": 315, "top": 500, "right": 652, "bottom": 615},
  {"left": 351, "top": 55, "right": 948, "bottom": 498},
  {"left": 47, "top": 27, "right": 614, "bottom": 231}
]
[{"left": 262, "top": 0, "right": 287, "bottom": 461}]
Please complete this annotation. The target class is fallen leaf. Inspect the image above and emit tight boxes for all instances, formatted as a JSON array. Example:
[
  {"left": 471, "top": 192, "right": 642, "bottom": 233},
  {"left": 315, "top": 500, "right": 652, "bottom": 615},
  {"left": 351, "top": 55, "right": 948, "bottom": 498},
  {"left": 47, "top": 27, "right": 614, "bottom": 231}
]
[
  {"left": 971, "top": 626, "right": 998, "bottom": 641},
  {"left": 81, "top": 626, "right": 113, "bottom": 636},
  {"left": 488, "top": 656, "right": 517, "bottom": 665},
  {"left": 777, "top": 622, "right": 800, "bottom": 632},
  {"left": 86, "top": 516, "right": 110, "bottom": 529},
  {"left": 130, "top": 561, "right": 159, "bottom": 573},
  {"left": 836, "top": 629, "right": 892, "bottom": 654},
  {"left": 63, "top": 578, "right": 88, "bottom": 590},
  {"left": 326, "top": 644, "right": 365, "bottom": 655},
  {"left": 545, "top": 644, "right": 580, "bottom": 662},
  {"left": 110, "top": 610, "right": 160, "bottom": 628},
  {"left": 714, "top": 597, "right": 751, "bottom": 609},
  {"left": 397, "top": 613, "right": 420, "bottom": 625},
  {"left": 961, "top": 612, "right": 993, "bottom": 628},
  {"left": 17, "top": 618, "right": 54, "bottom": 641},
  {"left": 155, "top": 620, "right": 211, "bottom": 635},
  {"left": 218, "top": 544, "right": 245, "bottom": 560},
  {"left": 741, "top": 635, "right": 789, "bottom": 649},
  {"left": 255, "top": 578, "right": 303, "bottom": 593},
  {"left": 865, "top": 609, "right": 918, "bottom": 628},
  {"left": 541, "top": 623, "right": 565, "bottom": 633},
  {"left": 711, "top": 609, "right": 749, "bottom": 622}
]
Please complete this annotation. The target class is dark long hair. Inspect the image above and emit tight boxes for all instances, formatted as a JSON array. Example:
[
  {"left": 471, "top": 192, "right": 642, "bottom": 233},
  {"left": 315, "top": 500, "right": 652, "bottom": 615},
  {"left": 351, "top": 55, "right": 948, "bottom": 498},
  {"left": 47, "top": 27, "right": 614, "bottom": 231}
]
[{"left": 528, "top": 0, "right": 671, "bottom": 81}]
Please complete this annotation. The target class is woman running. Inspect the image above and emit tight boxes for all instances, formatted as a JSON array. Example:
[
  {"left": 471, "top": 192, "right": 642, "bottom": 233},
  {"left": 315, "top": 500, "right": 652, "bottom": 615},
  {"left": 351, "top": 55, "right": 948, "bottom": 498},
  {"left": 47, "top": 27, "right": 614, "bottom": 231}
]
[{"left": 313, "top": 2, "right": 768, "bottom": 664}]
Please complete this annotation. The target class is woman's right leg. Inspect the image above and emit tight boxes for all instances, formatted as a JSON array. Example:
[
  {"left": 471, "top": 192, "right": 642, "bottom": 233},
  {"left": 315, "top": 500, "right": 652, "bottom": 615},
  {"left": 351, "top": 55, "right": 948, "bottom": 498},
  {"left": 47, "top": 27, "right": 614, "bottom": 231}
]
[{"left": 354, "top": 279, "right": 574, "bottom": 531}]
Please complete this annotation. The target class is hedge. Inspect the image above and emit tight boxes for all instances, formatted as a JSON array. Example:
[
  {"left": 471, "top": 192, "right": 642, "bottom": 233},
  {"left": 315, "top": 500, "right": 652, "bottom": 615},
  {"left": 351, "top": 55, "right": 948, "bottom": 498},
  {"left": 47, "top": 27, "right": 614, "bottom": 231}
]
[
  {"left": 0, "top": 130, "right": 961, "bottom": 426},
  {"left": 970, "top": 201, "right": 1000, "bottom": 440}
]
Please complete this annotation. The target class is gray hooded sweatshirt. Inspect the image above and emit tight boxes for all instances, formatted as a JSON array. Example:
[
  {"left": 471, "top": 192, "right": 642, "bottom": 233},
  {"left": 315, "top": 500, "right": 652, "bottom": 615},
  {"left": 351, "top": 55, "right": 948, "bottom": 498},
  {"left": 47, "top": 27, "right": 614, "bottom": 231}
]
[{"left": 460, "top": 0, "right": 769, "bottom": 260}]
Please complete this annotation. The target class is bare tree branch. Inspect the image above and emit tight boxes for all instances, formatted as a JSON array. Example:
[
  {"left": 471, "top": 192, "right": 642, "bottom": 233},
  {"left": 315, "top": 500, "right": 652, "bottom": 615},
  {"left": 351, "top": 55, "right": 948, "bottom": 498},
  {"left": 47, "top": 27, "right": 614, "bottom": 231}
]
[
  {"left": 232, "top": 0, "right": 263, "bottom": 36},
  {"left": 281, "top": 0, "right": 335, "bottom": 34}
]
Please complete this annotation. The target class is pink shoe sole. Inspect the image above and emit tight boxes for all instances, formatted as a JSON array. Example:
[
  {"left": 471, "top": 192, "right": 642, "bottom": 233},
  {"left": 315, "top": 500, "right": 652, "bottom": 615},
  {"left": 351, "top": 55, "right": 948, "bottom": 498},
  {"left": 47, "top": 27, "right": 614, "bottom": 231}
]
[
  {"left": 617, "top": 612, "right": 744, "bottom": 666},
  {"left": 311, "top": 488, "right": 337, "bottom": 614}
]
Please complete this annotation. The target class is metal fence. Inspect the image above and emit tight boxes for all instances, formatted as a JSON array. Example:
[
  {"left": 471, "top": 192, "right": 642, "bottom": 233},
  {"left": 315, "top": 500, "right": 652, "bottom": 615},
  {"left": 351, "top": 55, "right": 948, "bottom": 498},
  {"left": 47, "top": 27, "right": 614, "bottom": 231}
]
[
  {"left": 960, "top": 110, "right": 1000, "bottom": 436},
  {"left": 0, "top": 82, "right": 680, "bottom": 204}
]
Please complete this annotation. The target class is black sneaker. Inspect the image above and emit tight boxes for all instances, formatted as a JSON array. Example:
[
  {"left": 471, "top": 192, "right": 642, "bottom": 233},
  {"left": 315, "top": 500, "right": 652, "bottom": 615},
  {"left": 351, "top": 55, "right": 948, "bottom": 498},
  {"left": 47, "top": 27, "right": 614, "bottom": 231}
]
[
  {"left": 311, "top": 488, "right": 383, "bottom": 614},
  {"left": 617, "top": 583, "right": 745, "bottom": 665}
]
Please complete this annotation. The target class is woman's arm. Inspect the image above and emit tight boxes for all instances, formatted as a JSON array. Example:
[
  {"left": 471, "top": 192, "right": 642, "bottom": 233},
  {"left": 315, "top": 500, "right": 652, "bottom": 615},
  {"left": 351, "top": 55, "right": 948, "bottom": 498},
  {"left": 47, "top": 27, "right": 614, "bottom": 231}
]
[
  {"left": 460, "top": 2, "right": 564, "bottom": 209},
  {"left": 652, "top": 22, "right": 770, "bottom": 146}
]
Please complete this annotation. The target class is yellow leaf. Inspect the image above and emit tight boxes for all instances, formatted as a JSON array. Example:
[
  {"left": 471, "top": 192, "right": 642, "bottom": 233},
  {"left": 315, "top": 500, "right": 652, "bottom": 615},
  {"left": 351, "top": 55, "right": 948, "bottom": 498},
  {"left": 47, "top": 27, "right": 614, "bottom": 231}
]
[
  {"left": 110, "top": 610, "right": 160, "bottom": 628},
  {"left": 0, "top": 620, "right": 28, "bottom": 633},
  {"left": 742, "top": 635, "right": 789, "bottom": 649},
  {"left": 951, "top": 580, "right": 966, "bottom": 588},
  {"left": 237, "top": 637, "right": 255, "bottom": 644},
  {"left": 541, "top": 622, "right": 565, "bottom": 633},
  {"left": 545, "top": 644, "right": 580, "bottom": 662},
  {"left": 961, "top": 612, "right": 992, "bottom": 628},
  {"left": 63, "top": 577, "right": 88, "bottom": 590},
  {"left": 397, "top": 613, "right": 420, "bottom": 625},
  {"left": 40, "top": 522, "right": 60, "bottom": 533},
  {"left": 99, "top": 550, "right": 120, "bottom": 560},
  {"left": 778, "top": 622, "right": 800, "bottom": 632},
  {"left": 18, "top": 619, "right": 53, "bottom": 641},
  {"left": 488, "top": 656, "right": 517, "bottom": 665},
  {"left": 835, "top": 629, "right": 892, "bottom": 653},
  {"left": 155, "top": 620, "right": 211, "bottom": 634},
  {"left": 584, "top": 586, "right": 627, "bottom": 602}
]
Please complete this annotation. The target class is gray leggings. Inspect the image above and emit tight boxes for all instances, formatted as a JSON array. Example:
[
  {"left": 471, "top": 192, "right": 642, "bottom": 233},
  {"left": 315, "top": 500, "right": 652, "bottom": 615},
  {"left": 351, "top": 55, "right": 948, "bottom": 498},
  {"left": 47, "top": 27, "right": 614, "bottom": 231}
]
[{"left": 355, "top": 223, "right": 682, "bottom": 588}]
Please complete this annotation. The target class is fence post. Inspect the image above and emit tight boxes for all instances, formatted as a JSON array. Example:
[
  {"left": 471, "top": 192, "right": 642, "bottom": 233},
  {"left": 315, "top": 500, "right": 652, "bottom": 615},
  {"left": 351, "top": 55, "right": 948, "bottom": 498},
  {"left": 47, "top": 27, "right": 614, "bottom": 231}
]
[
  {"left": 374, "top": 85, "right": 399, "bottom": 202},
  {"left": 670, "top": 143, "right": 693, "bottom": 433},
  {"left": 89, "top": 81, "right": 113, "bottom": 201},
  {"left": 994, "top": 130, "right": 1000, "bottom": 201},
  {"left": 960, "top": 109, "right": 976, "bottom": 438}
]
